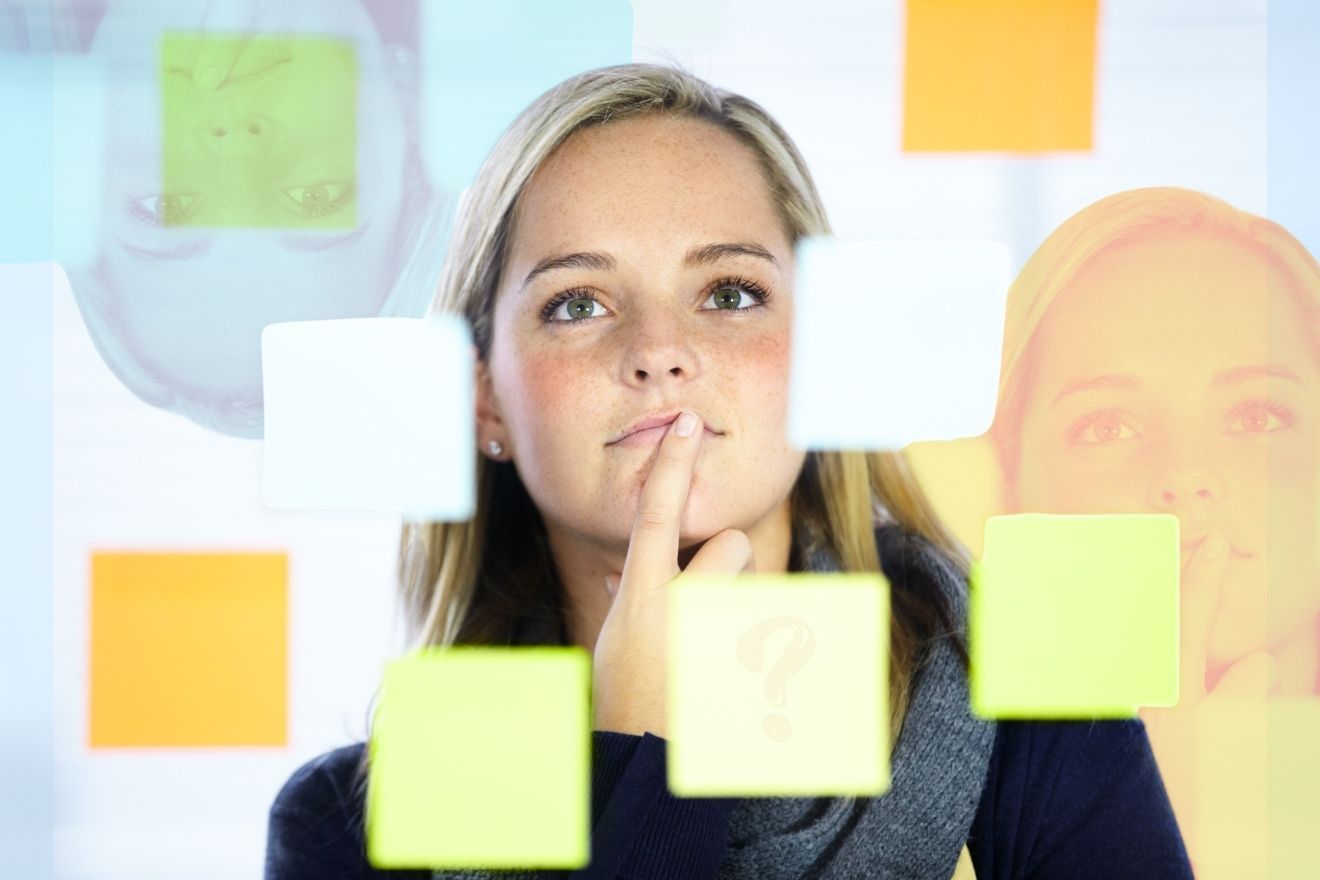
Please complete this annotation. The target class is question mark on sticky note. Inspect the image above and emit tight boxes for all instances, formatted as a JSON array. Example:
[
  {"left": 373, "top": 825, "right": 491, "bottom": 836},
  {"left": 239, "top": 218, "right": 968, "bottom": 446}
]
[{"left": 736, "top": 616, "right": 816, "bottom": 742}]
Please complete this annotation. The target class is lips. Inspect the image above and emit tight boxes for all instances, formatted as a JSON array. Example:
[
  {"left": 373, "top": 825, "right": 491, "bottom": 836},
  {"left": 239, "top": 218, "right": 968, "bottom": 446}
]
[
  {"left": 1179, "top": 534, "right": 1254, "bottom": 558},
  {"left": 608, "top": 411, "right": 720, "bottom": 445}
]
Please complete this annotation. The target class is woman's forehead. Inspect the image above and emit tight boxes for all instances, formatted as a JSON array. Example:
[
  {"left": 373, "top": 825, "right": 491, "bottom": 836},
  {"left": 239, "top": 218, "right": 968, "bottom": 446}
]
[
  {"left": 508, "top": 114, "right": 785, "bottom": 256},
  {"left": 1031, "top": 233, "right": 1317, "bottom": 383}
]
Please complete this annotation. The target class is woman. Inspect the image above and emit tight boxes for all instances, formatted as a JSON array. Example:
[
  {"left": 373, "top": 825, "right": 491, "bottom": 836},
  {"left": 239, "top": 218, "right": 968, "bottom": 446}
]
[
  {"left": 266, "top": 65, "right": 1192, "bottom": 879},
  {"left": 61, "top": 0, "right": 450, "bottom": 439},
  {"left": 986, "top": 186, "right": 1320, "bottom": 871},
  {"left": 988, "top": 187, "right": 1320, "bottom": 698}
]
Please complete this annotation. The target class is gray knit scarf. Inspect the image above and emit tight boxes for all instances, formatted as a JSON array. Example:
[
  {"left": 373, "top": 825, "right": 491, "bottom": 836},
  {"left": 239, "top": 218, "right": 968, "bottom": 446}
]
[{"left": 712, "top": 537, "right": 997, "bottom": 879}]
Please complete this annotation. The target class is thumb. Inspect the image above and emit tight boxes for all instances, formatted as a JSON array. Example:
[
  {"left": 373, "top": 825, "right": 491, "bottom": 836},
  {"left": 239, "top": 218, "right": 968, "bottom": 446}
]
[
  {"left": 603, "top": 574, "right": 621, "bottom": 600},
  {"left": 1211, "top": 650, "right": 1277, "bottom": 697},
  {"left": 1178, "top": 533, "right": 1229, "bottom": 705}
]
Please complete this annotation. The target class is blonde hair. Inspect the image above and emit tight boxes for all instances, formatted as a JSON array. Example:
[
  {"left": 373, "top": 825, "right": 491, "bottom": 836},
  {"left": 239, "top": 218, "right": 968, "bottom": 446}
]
[
  {"left": 398, "top": 63, "right": 969, "bottom": 755},
  {"left": 988, "top": 186, "right": 1320, "bottom": 504}
]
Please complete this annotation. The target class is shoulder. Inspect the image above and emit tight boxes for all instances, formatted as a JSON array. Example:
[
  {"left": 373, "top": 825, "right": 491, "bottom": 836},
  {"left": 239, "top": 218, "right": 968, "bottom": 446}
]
[
  {"left": 269, "top": 742, "right": 370, "bottom": 840},
  {"left": 971, "top": 719, "right": 1192, "bottom": 877}
]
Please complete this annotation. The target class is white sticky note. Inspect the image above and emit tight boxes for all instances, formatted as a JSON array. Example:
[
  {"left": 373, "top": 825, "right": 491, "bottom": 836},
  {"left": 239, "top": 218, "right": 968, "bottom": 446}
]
[
  {"left": 261, "top": 316, "right": 474, "bottom": 519},
  {"left": 789, "top": 238, "right": 1009, "bottom": 450},
  {"left": 667, "top": 574, "right": 889, "bottom": 797}
]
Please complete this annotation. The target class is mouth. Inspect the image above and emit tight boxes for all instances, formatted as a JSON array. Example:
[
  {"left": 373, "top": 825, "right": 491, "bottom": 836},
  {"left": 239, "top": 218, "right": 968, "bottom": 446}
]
[
  {"left": 607, "top": 411, "right": 722, "bottom": 446},
  {"left": 609, "top": 422, "right": 721, "bottom": 447},
  {"left": 1179, "top": 536, "right": 1255, "bottom": 559}
]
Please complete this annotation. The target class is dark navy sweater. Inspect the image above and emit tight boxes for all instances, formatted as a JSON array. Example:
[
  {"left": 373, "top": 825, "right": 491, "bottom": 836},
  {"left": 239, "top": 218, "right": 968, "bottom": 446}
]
[{"left": 265, "top": 717, "right": 1193, "bottom": 879}]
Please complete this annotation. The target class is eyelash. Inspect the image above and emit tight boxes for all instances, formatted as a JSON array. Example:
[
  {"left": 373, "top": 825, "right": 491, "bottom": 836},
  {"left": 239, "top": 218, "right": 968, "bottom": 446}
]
[
  {"left": 538, "top": 275, "right": 773, "bottom": 323},
  {"left": 1064, "top": 398, "right": 1299, "bottom": 444}
]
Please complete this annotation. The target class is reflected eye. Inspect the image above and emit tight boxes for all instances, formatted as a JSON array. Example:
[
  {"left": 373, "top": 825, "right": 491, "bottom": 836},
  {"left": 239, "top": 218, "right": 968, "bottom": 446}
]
[
  {"left": 1225, "top": 399, "right": 1296, "bottom": 434},
  {"left": 1066, "top": 409, "right": 1141, "bottom": 445},
  {"left": 127, "top": 192, "right": 200, "bottom": 226},
  {"left": 283, "top": 182, "right": 354, "bottom": 217}
]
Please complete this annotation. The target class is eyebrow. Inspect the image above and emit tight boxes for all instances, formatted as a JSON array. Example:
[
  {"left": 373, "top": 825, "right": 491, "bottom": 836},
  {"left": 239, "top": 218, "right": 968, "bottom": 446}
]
[
  {"left": 1050, "top": 365, "right": 1303, "bottom": 408},
  {"left": 118, "top": 235, "right": 213, "bottom": 262},
  {"left": 1210, "top": 364, "right": 1302, "bottom": 388},
  {"left": 278, "top": 220, "right": 370, "bottom": 253},
  {"left": 1050, "top": 374, "right": 1142, "bottom": 408},
  {"left": 520, "top": 241, "right": 779, "bottom": 290}
]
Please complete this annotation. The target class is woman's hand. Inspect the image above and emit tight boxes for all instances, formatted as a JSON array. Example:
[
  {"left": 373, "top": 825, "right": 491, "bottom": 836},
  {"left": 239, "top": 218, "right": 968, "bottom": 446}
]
[
  {"left": 590, "top": 411, "right": 756, "bottom": 738},
  {"left": 1139, "top": 533, "right": 1275, "bottom": 864}
]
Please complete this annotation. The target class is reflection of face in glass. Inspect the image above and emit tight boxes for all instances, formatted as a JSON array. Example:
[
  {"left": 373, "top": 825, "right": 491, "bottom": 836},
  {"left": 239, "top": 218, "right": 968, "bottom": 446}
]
[
  {"left": 480, "top": 113, "right": 806, "bottom": 567},
  {"left": 77, "top": 0, "right": 429, "bottom": 425},
  {"left": 1010, "top": 233, "right": 1320, "bottom": 681},
  {"left": 158, "top": 34, "right": 359, "bottom": 230}
]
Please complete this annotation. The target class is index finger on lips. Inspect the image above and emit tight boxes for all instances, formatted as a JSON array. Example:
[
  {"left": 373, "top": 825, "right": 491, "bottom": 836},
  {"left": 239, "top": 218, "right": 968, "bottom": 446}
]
[
  {"left": 1177, "top": 533, "right": 1229, "bottom": 705},
  {"left": 621, "top": 411, "right": 704, "bottom": 587}
]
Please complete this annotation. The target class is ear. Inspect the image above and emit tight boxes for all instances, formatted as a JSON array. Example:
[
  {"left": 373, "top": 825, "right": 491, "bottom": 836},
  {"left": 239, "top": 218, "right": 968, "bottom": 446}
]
[{"left": 473, "top": 350, "right": 507, "bottom": 453}]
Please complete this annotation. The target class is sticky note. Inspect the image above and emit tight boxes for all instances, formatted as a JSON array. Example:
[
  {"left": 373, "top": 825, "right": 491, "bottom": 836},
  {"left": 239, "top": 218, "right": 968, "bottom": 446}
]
[
  {"left": 89, "top": 551, "right": 287, "bottom": 747},
  {"left": 419, "top": 0, "right": 632, "bottom": 193},
  {"left": 1, "top": 55, "right": 53, "bottom": 262},
  {"left": 667, "top": 574, "right": 889, "bottom": 796},
  {"left": 365, "top": 647, "right": 590, "bottom": 870},
  {"left": 159, "top": 34, "right": 357, "bottom": 228},
  {"left": 970, "top": 514, "right": 1179, "bottom": 718},
  {"left": 902, "top": 0, "right": 1098, "bottom": 152},
  {"left": 903, "top": 435, "right": 1005, "bottom": 560},
  {"left": 1188, "top": 699, "right": 1269, "bottom": 879},
  {"left": 1265, "top": 699, "right": 1320, "bottom": 878},
  {"left": 1179, "top": 698, "right": 1320, "bottom": 879},
  {"left": 789, "top": 238, "right": 1009, "bottom": 450},
  {"left": 261, "top": 316, "right": 474, "bottom": 519}
]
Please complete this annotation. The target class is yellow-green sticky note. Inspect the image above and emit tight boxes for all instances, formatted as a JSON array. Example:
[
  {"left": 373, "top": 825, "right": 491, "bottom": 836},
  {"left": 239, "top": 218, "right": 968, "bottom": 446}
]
[
  {"left": 971, "top": 514, "right": 1179, "bottom": 718},
  {"left": 366, "top": 647, "right": 590, "bottom": 870},
  {"left": 159, "top": 34, "right": 357, "bottom": 229},
  {"left": 667, "top": 574, "right": 889, "bottom": 796}
]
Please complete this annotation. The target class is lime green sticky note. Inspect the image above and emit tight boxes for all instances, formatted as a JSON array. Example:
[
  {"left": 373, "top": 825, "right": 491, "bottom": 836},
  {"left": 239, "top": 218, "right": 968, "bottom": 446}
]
[
  {"left": 365, "top": 647, "right": 590, "bottom": 870},
  {"left": 970, "top": 514, "right": 1179, "bottom": 718},
  {"left": 667, "top": 574, "right": 889, "bottom": 796},
  {"left": 159, "top": 34, "right": 357, "bottom": 229}
]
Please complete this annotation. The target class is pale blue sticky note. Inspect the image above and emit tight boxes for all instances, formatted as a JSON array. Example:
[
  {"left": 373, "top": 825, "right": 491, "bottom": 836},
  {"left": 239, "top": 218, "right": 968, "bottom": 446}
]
[
  {"left": 419, "top": 0, "right": 633, "bottom": 194},
  {"left": 261, "top": 316, "right": 474, "bottom": 519},
  {"left": 788, "top": 238, "right": 1009, "bottom": 450},
  {"left": 1, "top": 55, "right": 53, "bottom": 263},
  {"left": 52, "top": 56, "right": 107, "bottom": 272}
]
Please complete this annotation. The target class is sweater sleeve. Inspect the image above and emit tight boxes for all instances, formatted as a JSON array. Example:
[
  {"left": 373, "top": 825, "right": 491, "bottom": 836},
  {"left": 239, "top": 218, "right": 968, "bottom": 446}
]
[
  {"left": 968, "top": 719, "right": 1194, "bottom": 880},
  {"left": 264, "top": 735, "right": 738, "bottom": 880}
]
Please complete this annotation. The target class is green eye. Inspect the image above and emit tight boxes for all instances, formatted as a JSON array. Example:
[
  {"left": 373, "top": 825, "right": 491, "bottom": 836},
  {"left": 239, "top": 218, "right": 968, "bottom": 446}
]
[
  {"left": 283, "top": 182, "right": 354, "bottom": 217},
  {"left": 130, "top": 192, "right": 200, "bottom": 225}
]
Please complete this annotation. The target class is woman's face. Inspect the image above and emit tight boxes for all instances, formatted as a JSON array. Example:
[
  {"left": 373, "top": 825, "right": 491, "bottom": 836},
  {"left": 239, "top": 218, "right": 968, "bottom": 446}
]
[
  {"left": 87, "top": 0, "right": 410, "bottom": 398},
  {"left": 1012, "top": 233, "right": 1320, "bottom": 669},
  {"left": 480, "top": 113, "right": 806, "bottom": 561}
]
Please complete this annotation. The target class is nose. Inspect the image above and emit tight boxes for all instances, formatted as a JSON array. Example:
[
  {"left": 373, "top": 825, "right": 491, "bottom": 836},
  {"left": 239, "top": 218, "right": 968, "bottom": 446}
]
[
  {"left": 620, "top": 312, "right": 701, "bottom": 387},
  {"left": 193, "top": 108, "right": 277, "bottom": 160},
  {"left": 1146, "top": 453, "right": 1226, "bottom": 511}
]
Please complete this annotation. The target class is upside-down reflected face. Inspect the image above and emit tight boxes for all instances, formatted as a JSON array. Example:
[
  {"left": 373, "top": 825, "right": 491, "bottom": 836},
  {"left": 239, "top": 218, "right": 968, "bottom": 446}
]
[{"left": 477, "top": 113, "right": 808, "bottom": 595}]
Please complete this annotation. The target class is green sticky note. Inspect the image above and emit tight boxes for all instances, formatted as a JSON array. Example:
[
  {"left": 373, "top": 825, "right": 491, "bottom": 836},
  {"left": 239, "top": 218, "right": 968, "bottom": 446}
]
[
  {"left": 970, "top": 514, "right": 1179, "bottom": 718},
  {"left": 667, "top": 574, "right": 890, "bottom": 796},
  {"left": 366, "top": 647, "right": 590, "bottom": 870},
  {"left": 159, "top": 34, "right": 357, "bottom": 229}
]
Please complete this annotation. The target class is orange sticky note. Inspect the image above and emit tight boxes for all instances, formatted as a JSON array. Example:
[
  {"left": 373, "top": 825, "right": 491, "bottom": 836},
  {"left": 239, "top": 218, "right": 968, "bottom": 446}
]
[
  {"left": 89, "top": 551, "right": 287, "bottom": 747},
  {"left": 902, "top": 0, "right": 1098, "bottom": 152}
]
